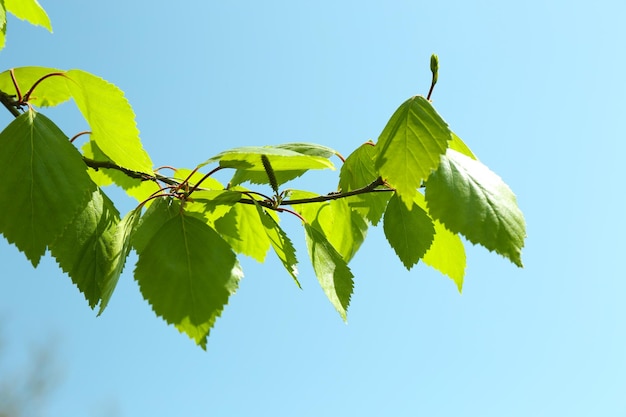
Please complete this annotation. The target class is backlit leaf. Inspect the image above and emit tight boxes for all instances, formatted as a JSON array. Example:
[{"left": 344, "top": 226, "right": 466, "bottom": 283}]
[
  {"left": 221, "top": 144, "right": 337, "bottom": 187},
  {"left": 82, "top": 140, "right": 160, "bottom": 202},
  {"left": 131, "top": 198, "right": 179, "bottom": 254},
  {"left": 375, "top": 96, "right": 451, "bottom": 208},
  {"left": 292, "top": 191, "right": 367, "bottom": 263},
  {"left": 383, "top": 193, "right": 435, "bottom": 270},
  {"left": 65, "top": 69, "right": 153, "bottom": 173},
  {"left": 133, "top": 199, "right": 242, "bottom": 349},
  {"left": 0, "top": 111, "right": 96, "bottom": 266},
  {"left": 425, "top": 149, "right": 526, "bottom": 267},
  {"left": 214, "top": 203, "right": 271, "bottom": 262},
  {"left": 202, "top": 146, "right": 335, "bottom": 172},
  {"left": 0, "top": 67, "right": 153, "bottom": 174},
  {"left": 304, "top": 223, "right": 354, "bottom": 321},
  {"left": 274, "top": 142, "right": 338, "bottom": 158},
  {"left": 339, "top": 142, "right": 391, "bottom": 225},
  {"left": 0, "top": 4, "right": 7, "bottom": 51},
  {"left": 5, "top": 0, "right": 52, "bottom": 31},
  {"left": 98, "top": 207, "right": 142, "bottom": 314},
  {"left": 229, "top": 168, "right": 307, "bottom": 188},
  {"left": 449, "top": 132, "right": 477, "bottom": 160},
  {"left": 49, "top": 189, "right": 120, "bottom": 308},
  {"left": 414, "top": 194, "right": 466, "bottom": 291},
  {"left": 255, "top": 204, "right": 300, "bottom": 286},
  {"left": 0, "top": 67, "right": 70, "bottom": 107}
]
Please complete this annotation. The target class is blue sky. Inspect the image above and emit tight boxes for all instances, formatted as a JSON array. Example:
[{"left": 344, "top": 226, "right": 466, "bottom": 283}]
[{"left": 1, "top": 0, "right": 625, "bottom": 416}]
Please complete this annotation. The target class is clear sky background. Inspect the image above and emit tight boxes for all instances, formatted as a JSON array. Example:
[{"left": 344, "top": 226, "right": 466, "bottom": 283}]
[{"left": 0, "top": 0, "right": 625, "bottom": 416}]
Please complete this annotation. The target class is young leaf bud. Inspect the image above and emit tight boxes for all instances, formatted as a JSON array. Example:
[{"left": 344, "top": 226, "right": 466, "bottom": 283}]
[{"left": 430, "top": 54, "right": 439, "bottom": 86}]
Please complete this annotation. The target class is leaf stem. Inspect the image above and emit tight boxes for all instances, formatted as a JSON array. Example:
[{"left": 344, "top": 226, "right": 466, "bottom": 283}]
[
  {"left": 69, "top": 131, "right": 91, "bottom": 143},
  {"left": 186, "top": 166, "right": 225, "bottom": 196},
  {"left": 22, "top": 72, "right": 68, "bottom": 103},
  {"left": 275, "top": 207, "right": 307, "bottom": 223},
  {"left": 9, "top": 69, "right": 22, "bottom": 102}
]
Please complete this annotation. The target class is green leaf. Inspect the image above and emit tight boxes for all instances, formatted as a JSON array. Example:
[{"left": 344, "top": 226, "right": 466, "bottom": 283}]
[
  {"left": 414, "top": 194, "right": 466, "bottom": 291},
  {"left": 292, "top": 191, "right": 367, "bottom": 263},
  {"left": 98, "top": 207, "right": 142, "bottom": 314},
  {"left": 0, "top": 67, "right": 153, "bottom": 174},
  {"left": 5, "top": 0, "right": 52, "bottom": 31},
  {"left": 255, "top": 204, "right": 300, "bottom": 287},
  {"left": 339, "top": 142, "right": 391, "bottom": 225},
  {"left": 191, "top": 190, "right": 241, "bottom": 204},
  {"left": 229, "top": 168, "right": 307, "bottom": 188},
  {"left": 131, "top": 198, "right": 179, "bottom": 254},
  {"left": 183, "top": 190, "right": 240, "bottom": 227},
  {"left": 383, "top": 193, "right": 435, "bottom": 270},
  {"left": 0, "top": 67, "right": 70, "bottom": 108},
  {"left": 0, "top": 3, "right": 6, "bottom": 51},
  {"left": 48, "top": 192, "right": 139, "bottom": 314},
  {"left": 65, "top": 69, "right": 153, "bottom": 173},
  {"left": 425, "top": 149, "right": 526, "bottom": 267},
  {"left": 423, "top": 220, "right": 466, "bottom": 292},
  {"left": 0, "top": 111, "right": 96, "bottom": 266},
  {"left": 213, "top": 203, "right": 271, "bottom": 262},
  {"left": 273, "top": 142, "right": 338, "bottom": 158},
  {"left": 449, "top": 132, "right": 477, "bottom": 160},
  {"left": 202, "top": 146, "right": 335, "bottom": 172},
  {"left": 211, "top": 144, "right": 337, "bottom": 187},
  {"left": 49, "top": 189, "right": 120, "bottom": 308},
  {"left": 133, "top": 199, "right": 242, "bottom": 349},
  {"left": 82, "top": 140, "right": 160, "bottom": 202},
  {"left": 304, "top": 223, "right": 354, "bottom": 321},
  {"left": 375, "top": 96, "right": 451, "bottom": 208}
]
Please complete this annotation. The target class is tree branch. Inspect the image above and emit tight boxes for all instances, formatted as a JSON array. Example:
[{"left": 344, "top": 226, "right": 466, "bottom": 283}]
[
  {"left": 237, "top": 177, "right": 392, "bottom": 209},
  {"left": 81, "top": 157, "right": 179, "bottom": 186},
  {"left": 0, "top": 91, "right": 22, "bottom": 118}
]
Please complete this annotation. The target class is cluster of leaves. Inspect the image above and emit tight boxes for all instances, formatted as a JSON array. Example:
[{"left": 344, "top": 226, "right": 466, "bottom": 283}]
[{"left": 0, "top": 2, "right": 525, "bottom": 349}]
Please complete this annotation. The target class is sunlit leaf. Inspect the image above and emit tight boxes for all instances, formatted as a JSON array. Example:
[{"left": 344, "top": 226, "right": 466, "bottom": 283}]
[
  {"left": 229, "top": 141, "right": 340, "bottom": 187},
  {"left": 65, "top": 69, "right": 153, "bottom": 173},
  {"left": 202, "top": 146, "right": 335, "bottom": 172},
  {"left": 339, "top": 142, "right": 391, "bottom": 225},
  {"left": 229, "top": 168, "right": 307, "bottom": 188},
  {"left": 184, "top": 190, "right": 240, "bottom": 226},
  {"left": 49, "top": 189, "right": 120, "bottom": 308},
  {"left": 375, "top": 96, "right": 451, "bottom": 208},
  {"left": 255, "top": 204, "right": 300, "bottom": 286},
  {"left": 449, "top": 132, "right": 477, "bottom": 160},
  {"left": 133, "top": 199, "right": 242, "bottom": 349},
  {"left": 274, "top": 142, "right": 338, "bottom": 158},
  {"left": 414, "top": 194, "right": 466, "bottom": 291},
  {"left": 304, "top": 223, "right": 354, "bottom": 321},
  {"left": 0, "top": 111, "right": 96, "bottom": 266},
  {"left": 82, "top": 140, "right": 160, "bottom": 202},
  {"left": 383, "top": 193, "right": 435, "bottom": 269},
  {"left": 214, "top": 203, "right": 271, "bottom": 262},
  {"left": 0, "top": 4, "right": 7, "bottom": 51},
  {"left": 0, "top": 67, "right": 153, "bottom": 174},
  {"left": 292, "top": 190, "right": 367, "bottom": 263},
  {"left": 425, "top": 149, "right": 526, "bottom": 267},
  {"left": 131, "top": 198, "right": 178, "bottom": 253},
  {"left": 5, "top": 0, "right": 52, "bottom": 31},
  {"left": 0, "top": 67, "right": 70, "bottom": 107},
  {"left": 95, "top": 207, "right": 142, "bottom": 314}
]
